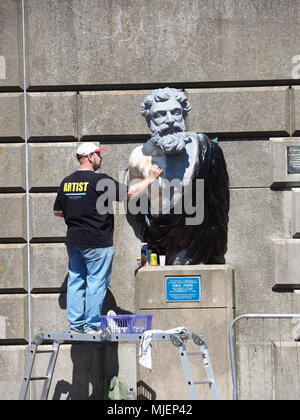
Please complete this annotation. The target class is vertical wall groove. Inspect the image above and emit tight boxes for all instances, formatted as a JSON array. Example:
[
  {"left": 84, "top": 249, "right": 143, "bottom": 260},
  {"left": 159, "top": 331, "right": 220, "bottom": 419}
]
[{"left": 21, "top": 0, "right": 32, "bottom": 400}]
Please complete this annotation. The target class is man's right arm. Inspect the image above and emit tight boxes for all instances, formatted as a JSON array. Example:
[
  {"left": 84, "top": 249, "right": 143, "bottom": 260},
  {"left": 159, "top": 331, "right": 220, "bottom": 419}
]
[{"left": 127, "top": 165, "right": 163, "bottom": 200}]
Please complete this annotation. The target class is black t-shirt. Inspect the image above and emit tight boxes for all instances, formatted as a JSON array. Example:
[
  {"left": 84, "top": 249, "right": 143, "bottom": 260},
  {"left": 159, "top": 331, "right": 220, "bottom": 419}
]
[{"left": 53, "top": 171, "right": 127, "bottom": 248}]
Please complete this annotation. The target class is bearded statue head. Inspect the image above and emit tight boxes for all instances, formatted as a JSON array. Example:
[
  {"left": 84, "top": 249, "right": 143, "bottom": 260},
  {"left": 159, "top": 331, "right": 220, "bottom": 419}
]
[{"left": 140, "top": 88, "right": 192, "bottom": 155}]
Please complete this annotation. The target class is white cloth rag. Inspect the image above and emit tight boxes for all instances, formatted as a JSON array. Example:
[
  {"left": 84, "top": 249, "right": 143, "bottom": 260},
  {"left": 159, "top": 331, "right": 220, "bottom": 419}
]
[{"left": 138, "top": 327, "right": 188, "bottom": 370}]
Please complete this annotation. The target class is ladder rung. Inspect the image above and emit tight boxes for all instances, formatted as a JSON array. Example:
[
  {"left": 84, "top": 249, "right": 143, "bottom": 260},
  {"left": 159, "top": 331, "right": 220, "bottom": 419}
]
[
  {"left": 186, "top": 351, "right": 202, "bottom": 356},
  {"left": 36, "top": 350, "right": 55, "bottom": 354},
  {"left": 193, "top": 380, "right": 213, "bottom": 385},
  {"left": 30, "top": 376, "right": 50, "bottom": 381}
]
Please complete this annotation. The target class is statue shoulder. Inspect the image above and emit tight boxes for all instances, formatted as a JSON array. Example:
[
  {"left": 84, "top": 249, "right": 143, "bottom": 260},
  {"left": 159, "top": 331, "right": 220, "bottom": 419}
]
[
  {"left": 128, "top": 145, "right": 145, "bottom": 167},
  {"left": 195, "top": 132, "right": 214, "bottom": 146},
  {"left": 194, "top": 132, "right": 225, "bottom": 157},
  {"left": 128, "top": 143, "right": 152, "bottom": 179},
  {"left": 185, "top": 132, "right": 212, "bottom": 149}
]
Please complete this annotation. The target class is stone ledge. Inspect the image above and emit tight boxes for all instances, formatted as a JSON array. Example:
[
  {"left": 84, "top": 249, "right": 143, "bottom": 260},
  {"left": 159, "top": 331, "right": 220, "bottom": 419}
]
[
  {"left": 30, "top": 243, "right": 68, "bottom": 291},
  {"left": 186, "top": 87, "right": 290, "bottom": 135},
  {"left": 0, "top": 295, "right": 28, "bottom": 343},
  {"left": 0, "top": 346, "right": 27, "bottom": 400},
  {"left": 26, "top": 0, "right": 300, "bottom": 85},
  {"left": 0, "top": 94, "right": 24, "bottom": 139},
  {"left": 29, "top": 193, "right": 66, "bottom": 239},
  {"left": 273, "top": 239, "right": 300, "bottom": 286},
  {"left": 291, "top": 86, "right": 300, "bottom": 136},
  {"left": 0, "top": 244, "right": 27, "bottom": 291},
  {"left": 79, "top": 91, "right": 151, "bottom": 137},
  {"left": 0, "top": 194, "right": 27, "bottom": 240},
  {"left": 28, "top": 143, "right": 78, "bottom": 189},
  {"left": 31, "top": 294, "right": 68, "bottom": 337},
  {"left": 0, "top": 144, "right": 26, "bottom": 189},
  {"left": 28, "top": 92, "right": 78, "bottom": 139},
  {"left": 0, "top": 1, "right": 22, "bottom": 89},
  {"left": 220, "top": 140, "right": 272, "bottom": 188}
]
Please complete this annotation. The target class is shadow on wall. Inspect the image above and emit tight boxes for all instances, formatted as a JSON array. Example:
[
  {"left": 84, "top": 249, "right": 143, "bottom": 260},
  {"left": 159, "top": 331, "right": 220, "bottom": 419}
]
[{"left": 51, "top": 286, "right": 132, "bottom": 400}]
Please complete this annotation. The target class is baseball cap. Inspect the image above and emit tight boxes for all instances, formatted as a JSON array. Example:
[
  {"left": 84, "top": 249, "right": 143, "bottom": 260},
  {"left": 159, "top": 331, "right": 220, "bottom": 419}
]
[{"left": 76, "top": 142, "right": 107, "bottom": 158}]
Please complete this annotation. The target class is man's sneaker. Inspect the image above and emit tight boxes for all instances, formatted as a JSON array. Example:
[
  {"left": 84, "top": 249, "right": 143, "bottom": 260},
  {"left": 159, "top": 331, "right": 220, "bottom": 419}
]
[
  {"left": 69, "top": 329, "right": 85, "bottom": 334},
  {"left": 85, "top": 329, "right": 102, "bottom": 335}
]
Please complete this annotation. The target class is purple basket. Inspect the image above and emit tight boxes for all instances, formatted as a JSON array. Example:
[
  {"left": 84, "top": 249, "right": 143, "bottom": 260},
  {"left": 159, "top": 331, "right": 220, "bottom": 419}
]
[{"left": 101, "top": 314, "right": 152, "bottom": 334}]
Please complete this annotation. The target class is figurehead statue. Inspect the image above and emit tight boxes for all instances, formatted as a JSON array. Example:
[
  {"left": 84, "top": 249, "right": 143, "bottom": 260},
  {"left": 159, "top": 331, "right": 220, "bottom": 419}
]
[{"left": 126, "top": 87, "right": 229, "bottom": 265}]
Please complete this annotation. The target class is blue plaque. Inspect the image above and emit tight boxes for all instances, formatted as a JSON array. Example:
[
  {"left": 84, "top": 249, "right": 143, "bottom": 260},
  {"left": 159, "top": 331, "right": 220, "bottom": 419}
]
[{"left": 165, "top": 276, "right": 201, "bottom": 302}]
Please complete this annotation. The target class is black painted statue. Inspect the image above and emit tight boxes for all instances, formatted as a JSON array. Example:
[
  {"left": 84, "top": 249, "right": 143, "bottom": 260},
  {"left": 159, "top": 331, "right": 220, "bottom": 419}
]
[{"left": 125, "top": 88, "right": 229, "bottom": 265}]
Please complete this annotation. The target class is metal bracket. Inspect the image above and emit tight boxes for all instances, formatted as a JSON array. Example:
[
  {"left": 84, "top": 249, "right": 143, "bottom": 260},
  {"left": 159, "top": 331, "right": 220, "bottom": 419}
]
[
  {"left": 170, "top": 334, "right": 183, "bottom": 347},
  {"left": 100, "top": 329, "right": 112, "bottom": 341},
  {"left": 192, "top": 333, "right": 206, "bottom": 348},
  {"left": 32, "top": 333, "right": 44, "bottom": 345},
  {"left": 54, "top": 338, "right": 66, "bottom": 345},
  {"left": 179, "top": 332, "right": 190, "bottom": 341}
]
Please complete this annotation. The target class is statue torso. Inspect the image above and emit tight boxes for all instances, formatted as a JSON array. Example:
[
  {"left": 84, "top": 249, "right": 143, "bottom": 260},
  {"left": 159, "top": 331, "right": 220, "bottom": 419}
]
[{"left": 127, "top": 133, "right": 200, "bottom": 215}]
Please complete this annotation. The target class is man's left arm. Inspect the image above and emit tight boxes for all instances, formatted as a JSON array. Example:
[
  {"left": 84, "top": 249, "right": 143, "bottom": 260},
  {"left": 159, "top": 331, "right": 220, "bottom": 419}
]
[
  {"left": 53, "top": 184, "right": 64, "bottom": 217},
  {"left": 54, "top": 210, "right": 64, "bottom": 217}
]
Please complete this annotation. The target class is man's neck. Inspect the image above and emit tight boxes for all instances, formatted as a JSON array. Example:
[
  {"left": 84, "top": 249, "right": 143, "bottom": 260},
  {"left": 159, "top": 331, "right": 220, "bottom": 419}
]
[{"left": 77, "top": 164, "right": 95, "bottom": 172}]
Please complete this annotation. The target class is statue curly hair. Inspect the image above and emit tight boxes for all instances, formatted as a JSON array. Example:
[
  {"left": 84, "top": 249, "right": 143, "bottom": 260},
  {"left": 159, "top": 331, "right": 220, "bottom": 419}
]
[{"left": 140, "top": 87, "right": 192, "bottom": 125}]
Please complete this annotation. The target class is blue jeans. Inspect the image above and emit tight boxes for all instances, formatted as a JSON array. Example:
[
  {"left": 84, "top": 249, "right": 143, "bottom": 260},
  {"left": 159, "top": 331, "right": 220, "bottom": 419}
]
[{"left": 66, "top": 245, "right": 114, "bottom": 332}]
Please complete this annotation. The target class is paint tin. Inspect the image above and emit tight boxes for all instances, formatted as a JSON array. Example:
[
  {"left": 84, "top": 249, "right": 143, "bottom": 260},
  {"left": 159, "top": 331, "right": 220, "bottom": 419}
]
[{"left": 150, "top": 253, "right": 158, "bottom": 266}]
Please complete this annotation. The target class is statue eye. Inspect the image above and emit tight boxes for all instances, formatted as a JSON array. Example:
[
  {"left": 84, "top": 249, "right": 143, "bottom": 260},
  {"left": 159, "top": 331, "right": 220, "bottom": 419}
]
[
  {"left": 154, "top": 111, "right": 166, "bottom": 118},
  {"left": 172, "top": 108, "right": 182, "bottom": 115}
]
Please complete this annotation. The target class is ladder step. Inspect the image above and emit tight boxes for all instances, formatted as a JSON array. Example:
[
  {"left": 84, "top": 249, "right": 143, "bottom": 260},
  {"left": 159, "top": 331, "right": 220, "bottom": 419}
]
[
  {"left": 30, "top": 376, "right": 50, "bottom": 381},
  {"left": 186, "top": 351, "right": 202, "bottom": 356},
  {"left": 193, "top": 380, "right": 213, "bottom": 385},
  {"left": 36, "top": 350, "right": 55, "bottom": 354}
]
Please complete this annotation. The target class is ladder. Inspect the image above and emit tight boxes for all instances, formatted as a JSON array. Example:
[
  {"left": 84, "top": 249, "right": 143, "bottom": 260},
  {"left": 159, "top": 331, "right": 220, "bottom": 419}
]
[
  {"left": 19, "top": 334, "right": 61, "bottom": 401},
  {"left": 170, "top": 332, "right": 220, "bottom": 400},
  {"left": 19, "top": 330, "right": 220, "bottom": 400}
]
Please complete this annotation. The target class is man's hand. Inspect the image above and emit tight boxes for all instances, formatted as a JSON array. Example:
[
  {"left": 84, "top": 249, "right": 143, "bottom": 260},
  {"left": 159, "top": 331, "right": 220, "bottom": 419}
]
[
  {"left": 54, "top": 210, "right": 64, "bottom": 218},
  {"left": 127, "top": 164, "right": 163, "bottom": 200},
  {"left": 148, "top": 164, "right": 163, "bottom": 182}
]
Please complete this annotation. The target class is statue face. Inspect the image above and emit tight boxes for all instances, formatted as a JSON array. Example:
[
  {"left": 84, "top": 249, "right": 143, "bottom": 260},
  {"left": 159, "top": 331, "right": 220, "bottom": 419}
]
[{"left": 149, "top": 98, "right": 186, "bottom": 136}]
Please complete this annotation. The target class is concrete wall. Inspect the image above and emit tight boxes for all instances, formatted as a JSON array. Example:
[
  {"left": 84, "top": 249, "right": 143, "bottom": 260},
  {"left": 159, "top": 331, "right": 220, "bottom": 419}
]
[
  {"left": 136, "top": 265, "right": 234, "bottom": 400},
  {"left": 1, "top": 0, "right": 300, "bottom": 400}
]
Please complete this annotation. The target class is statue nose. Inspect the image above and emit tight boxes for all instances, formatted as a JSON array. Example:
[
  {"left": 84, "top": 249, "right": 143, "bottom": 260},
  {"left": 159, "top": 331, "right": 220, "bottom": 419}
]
[{"left": 166, "top": 112, "right": 174, "bottom": 124}]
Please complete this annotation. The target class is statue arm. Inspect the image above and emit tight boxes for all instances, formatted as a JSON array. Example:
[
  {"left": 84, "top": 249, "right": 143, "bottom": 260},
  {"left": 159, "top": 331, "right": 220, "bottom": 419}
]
[
  {"left": 128, "top": 145, "right": 152, "bottom": 179},
  {"left": 125, "top": 146, "right": 156, "bottom": 241}
]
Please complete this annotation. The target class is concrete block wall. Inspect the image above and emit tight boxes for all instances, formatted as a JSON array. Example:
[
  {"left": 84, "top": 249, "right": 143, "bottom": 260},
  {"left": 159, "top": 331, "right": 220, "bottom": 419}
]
[
  {"left": 1, "top": 0, "right": 300, "bottom": 400},
  {"left": 136, "top": 265, "right": 234, "bottom": 400}
]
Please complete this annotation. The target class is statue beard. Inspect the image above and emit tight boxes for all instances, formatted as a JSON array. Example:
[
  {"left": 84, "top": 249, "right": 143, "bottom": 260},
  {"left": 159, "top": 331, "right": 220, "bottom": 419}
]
[{"left": 150, "top": 122, "right": 190, "bottom": 155}]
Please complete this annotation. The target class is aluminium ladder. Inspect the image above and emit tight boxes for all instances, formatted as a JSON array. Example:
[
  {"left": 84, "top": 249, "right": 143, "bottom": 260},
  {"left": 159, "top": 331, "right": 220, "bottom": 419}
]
[{"left": 19, "top": 329, "right": 220, "bottom": 400}]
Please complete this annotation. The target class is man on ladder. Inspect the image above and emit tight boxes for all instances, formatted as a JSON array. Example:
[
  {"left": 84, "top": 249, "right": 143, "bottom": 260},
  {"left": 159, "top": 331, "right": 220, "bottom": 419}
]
[{"left": 53, "top": 142, "right": 162, "bottom": 334}]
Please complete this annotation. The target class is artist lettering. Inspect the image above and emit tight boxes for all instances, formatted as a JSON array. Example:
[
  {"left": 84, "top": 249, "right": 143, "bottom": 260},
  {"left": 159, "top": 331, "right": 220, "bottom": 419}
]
[{"left": 63, "top": 182, "right": 89, "bottom": 193}]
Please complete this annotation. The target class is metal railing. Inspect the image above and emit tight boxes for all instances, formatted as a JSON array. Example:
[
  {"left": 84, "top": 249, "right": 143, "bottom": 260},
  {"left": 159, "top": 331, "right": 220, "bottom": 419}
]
[{"left": 228, "top": 314, "right": 300, "bottom": 400}]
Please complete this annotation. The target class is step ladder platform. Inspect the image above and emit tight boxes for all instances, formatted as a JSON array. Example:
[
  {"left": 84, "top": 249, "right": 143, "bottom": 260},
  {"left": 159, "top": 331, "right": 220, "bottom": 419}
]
[
  {"left": 19, "top": 330, "right": 220, "bottom": 401},
  {"left": 42, "top": 331, "right": 147, "bottom": 343},
  {"left": 41, "top": 331, "right": 194, "bottom": 343}
]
